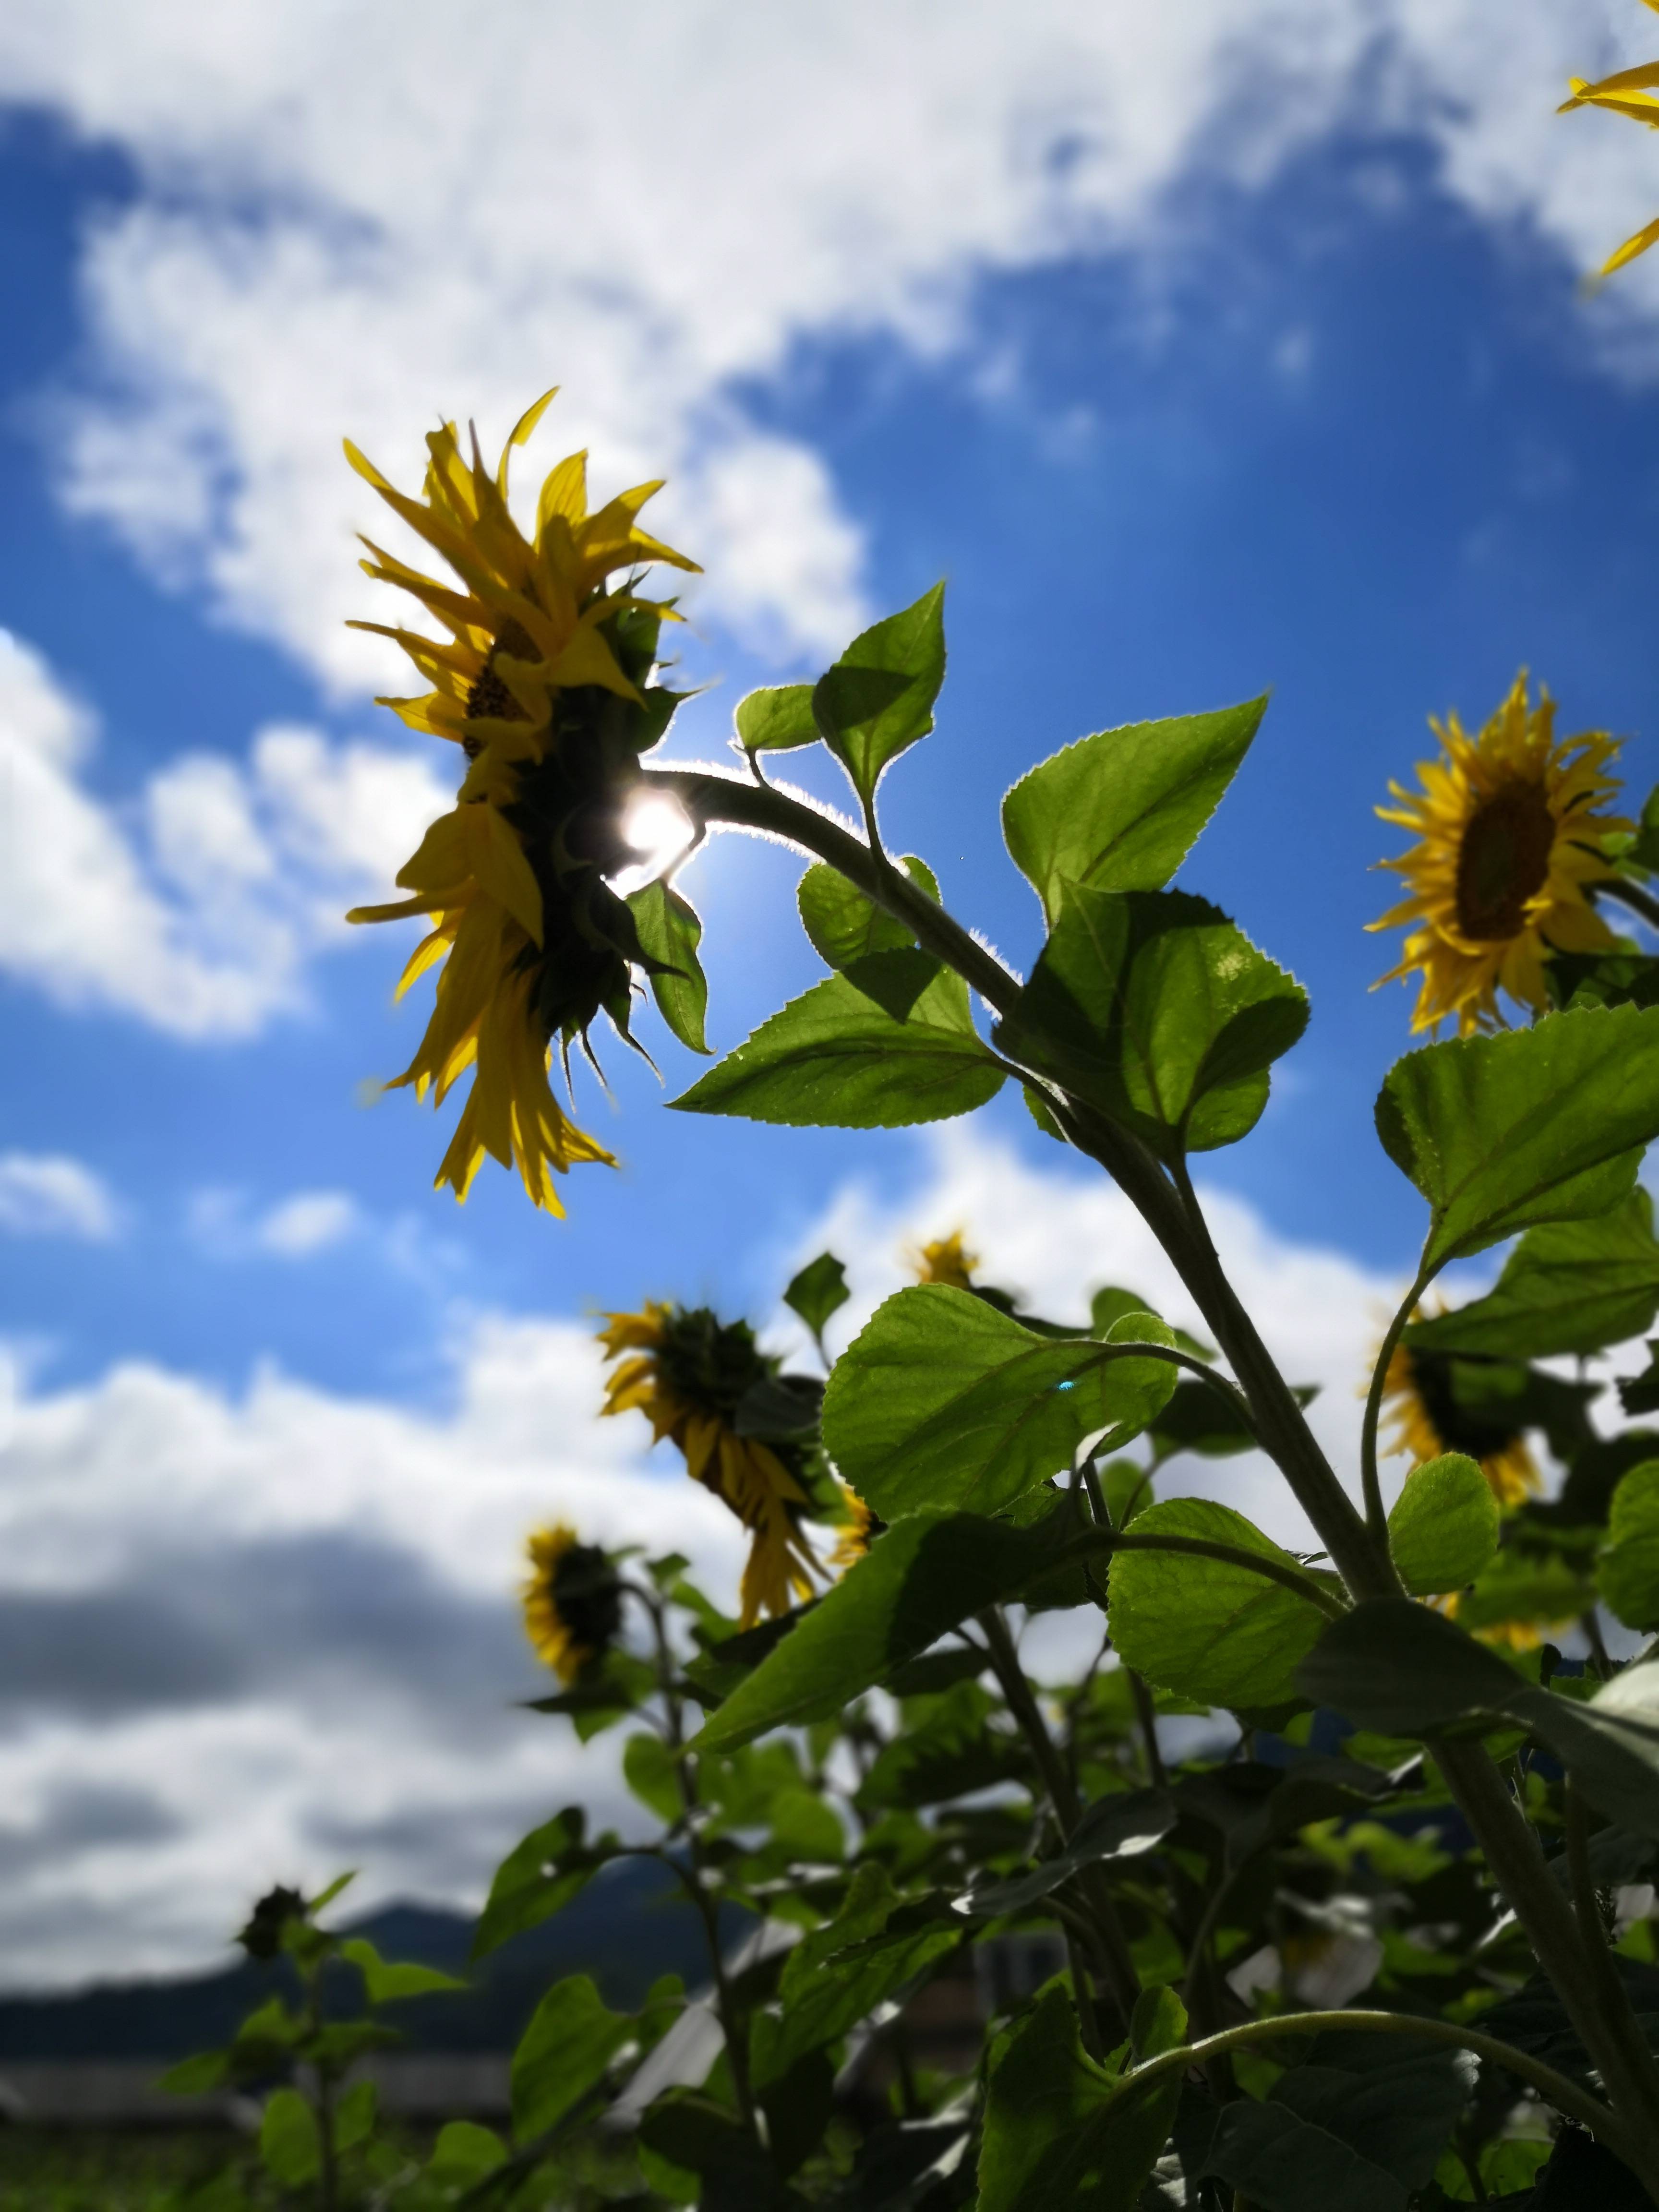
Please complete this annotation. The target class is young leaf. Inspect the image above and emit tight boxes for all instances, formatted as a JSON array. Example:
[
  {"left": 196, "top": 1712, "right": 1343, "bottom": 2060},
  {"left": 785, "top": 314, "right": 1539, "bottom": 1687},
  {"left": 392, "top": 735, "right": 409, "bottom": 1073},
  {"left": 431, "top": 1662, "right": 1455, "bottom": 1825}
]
[
  {"left": 333, "top": 2077, "right": 377, "bottom": 2152},
  {"left": 1179, "top": 2031, "right": 1474, "bottom": 2212},
  {"left": 782, "top": 1251, "right": 849, "bottom": 1339},
  {"left": 994, "top": 887, "right": 1307, "bottom": 1159},
  {"left": 1600, "top": 1462, "right": 1659, "bottom": 1632},
  {"left": 978, "top": 1983, "right": 1182, "bottom": 2212},
  {"left": 959, "top": 1787, "right": 1177, "bottom": 1917},
  {"left": 1374, "top": 1005, "right": 1659, "bottom": 1270},
  {"left": 623, "top": 1731, "right": 684, "bottom": 1822},
  {"left": 757, "top": 1891, "right": 959, "bottom": 2084},
  {"left": 510, "top": 1974, "right": 632, "bottom": 2140},
  {"left": 812, "top": 584, "right": 946, "bottom": 803},
  {"left": 339, "top": 1937, "right": 465, "bottom": 2004},
  {"left": 821, "top": 1285, "right": 1177, "bottom": 1521},
  {"left": 1386, "top": 1454, "right": 1500, "bottom": 1597},
  {"left": 670, "top": 955, "right": 1005, "bottom": 1129},
  {"left": 797, "top": 854, "right": 939, "bottom": 972},
  {"left": 627, "top": 878, "right": 709, "bottom": 1054},
  {"left": 1406, "top": 1190, "right": 1659, "bottom": 1361},
  {"left": 260, "top": 2089, "right": 321, "bottom": 2188},
  {"left": 1002, "top": 697, "right": 1267, "bottom": 925},
  {"left": 735, "top": 682, "right": 820, "bottom": 753},
  {"left": 1107, "top": 1498, "right": 1331, "bottom": 1708},
  {"left": 692, "top": 1509, "right": 1057, "bottom": 1753},
  {"left": 471, "top": 1809, "right": 603, "bottom": 1962}
]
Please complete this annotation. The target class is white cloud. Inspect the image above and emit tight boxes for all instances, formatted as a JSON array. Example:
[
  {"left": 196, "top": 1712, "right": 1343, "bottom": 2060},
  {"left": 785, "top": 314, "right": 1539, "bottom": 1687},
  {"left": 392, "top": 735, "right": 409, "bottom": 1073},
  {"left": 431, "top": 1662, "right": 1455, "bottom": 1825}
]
[
  {"left": 0, "top": 1152, "right": 119, "bottom": 1240},
  {"left": 254, "top": 1190, "right": 361, "bottom": 1258},
  {"left": 2, "top": 2, "right": 1655, "bottom": 690},
  {"left": 0, "top": 628, "right": 450, "bottom": 1037}
]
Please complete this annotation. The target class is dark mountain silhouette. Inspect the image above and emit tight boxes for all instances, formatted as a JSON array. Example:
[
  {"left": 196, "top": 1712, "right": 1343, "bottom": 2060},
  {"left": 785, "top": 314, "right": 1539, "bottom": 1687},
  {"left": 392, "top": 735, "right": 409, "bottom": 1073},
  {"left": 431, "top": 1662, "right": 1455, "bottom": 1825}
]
[{"left": 0, "top": 1860, "right": 750, "bottom": 2061}]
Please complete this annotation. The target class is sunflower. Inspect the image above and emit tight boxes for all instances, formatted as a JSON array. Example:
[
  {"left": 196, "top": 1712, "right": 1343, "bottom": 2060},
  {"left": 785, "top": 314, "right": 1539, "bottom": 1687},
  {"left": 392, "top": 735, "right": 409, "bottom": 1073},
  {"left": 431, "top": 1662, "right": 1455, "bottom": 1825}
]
[
  {"left": 344, "top": 392, "right": 701, "bottom": 1211},
  {"left": 828, "top": 1486, "right": 886, "bottom": 1575},
  {"left": 522, "top": 1524, "right": 624, "bottom": 1683},
  {"left": 1380, "top": 1338, "right": 1539, "bottom": 1509},
  {"left": 598, "top": 1303, "right": 823, "bottom": 1626},
  {"left": 914, "top": 1230, "right": 978, "bottom": 1290},
  {"left": 1370, "top": 673, "right": 1628, "bottom": 1036},
  {"left": 1561, "top": 9, "right": 1659, "bottom": 275}
]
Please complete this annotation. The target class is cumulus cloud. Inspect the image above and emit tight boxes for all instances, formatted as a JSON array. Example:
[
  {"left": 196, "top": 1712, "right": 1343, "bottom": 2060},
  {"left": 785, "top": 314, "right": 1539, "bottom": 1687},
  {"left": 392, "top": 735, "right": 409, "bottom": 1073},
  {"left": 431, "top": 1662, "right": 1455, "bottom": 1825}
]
[
  {"left": 0, "top": 1125, "right": 1425, "bottom": 1986},
  {"left": 0, "top": 1152, "right": 119, "bottom": 1240},
  {"left": 1, "top": 2, "right": 1654, "bottom": 690},
  {"left": 0, "top": 628, "right": 449, "bottom": 1037},
  {"left": 253, "top": 1190, "right": 361, "bottom": 1258}
]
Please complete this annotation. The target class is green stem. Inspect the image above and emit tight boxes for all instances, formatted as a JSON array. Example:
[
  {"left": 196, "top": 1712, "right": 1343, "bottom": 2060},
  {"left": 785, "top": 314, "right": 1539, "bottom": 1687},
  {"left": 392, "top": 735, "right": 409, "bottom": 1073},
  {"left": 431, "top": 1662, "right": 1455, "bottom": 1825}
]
[
  {"left": 1120, "top": 2008, "right": 1634, "bottom": 2164},
  {"left": 1360, "top": 1268, "right": 1431, "bottom": 1542},
  {"left": 1058, "top": 1527, "right": 1347, "bottom": 1618},
  {"left": 1601, "top": 877, "right": 1659, "bottom": 933},
  {"left": 978, "top": 1604, "right": 1141, "bottom": 2027}
]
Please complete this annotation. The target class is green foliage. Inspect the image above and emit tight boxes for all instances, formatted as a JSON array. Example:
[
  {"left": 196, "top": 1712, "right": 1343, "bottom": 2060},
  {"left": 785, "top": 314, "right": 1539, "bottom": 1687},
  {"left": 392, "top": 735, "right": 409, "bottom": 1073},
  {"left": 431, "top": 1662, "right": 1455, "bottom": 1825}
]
[
  {"left": 1107, "top": 1497, "right": 1331, "bottom": 1707},
  {"left": 797, "top": 854, "right": 939, "bottom": 970},
  {"left": 811, "top": 583, "right": 946, "bottom": 802},
  {"left": 628, "top": 877, "right": 710, "bottom": 1054},
  {"left": 510, "top": 1973, "right": 632, "bottom": 2140},
  {"left": 472, "top": 1807, "right": 611, "bottom": 1960},
  {"left": 1386, "top": 1454, "right": 1500, "bottom": 1595},
  {"left": 259, "top": 2088, "right": 321, "bottom": 2188},
  {"left": 338, "top": 1937, "right": 463, "bottom": 2004},
  {"left": 996, "top": 886, "right": 1308, "bottom": 1157},
  {"left": 782, "top": 1250, "right": 849, "bottom": 1340},
  {"left": 734, "top": 683, "right": 820, "bottom": 753},
  {"left": 820, "top": 1284, "right": 1176, "bottom": 1520},
  {"left": 1406, "top": 1190, "right": 1659, "bottom": 1359},
  {"left": 1601, "top": 1461, "right": 1659, "bottom": 1630},
  {"left": 1375, "top": 1005, "right": 1659, "bottom": 1269},
  {"left": 670, "top": 953, "right": 1005, "bottom": 1127},
  {"left": 1001, "top": 697, "right": 1267, "bottom": 922}
]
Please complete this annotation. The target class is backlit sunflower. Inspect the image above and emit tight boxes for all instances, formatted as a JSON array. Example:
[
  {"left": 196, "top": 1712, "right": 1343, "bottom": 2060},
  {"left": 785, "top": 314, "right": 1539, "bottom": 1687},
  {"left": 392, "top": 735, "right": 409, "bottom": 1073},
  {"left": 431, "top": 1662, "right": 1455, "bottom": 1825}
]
[
  {"left": 522, "top": 1524, "right": 624, "bottom": 1683},
  {"left": 829, "top": 1486, "right": 886, "bottom": 1575},
  {"left": 344, "top": 392, "right": 700, "bottom": 1212},
  {"left": 1370, "top": 673, "right": 1628, "bottom": 1035},
  {"left": 598, "top": 1304, "right": 825, "bottom": 1626},
  {"left": 914, "top": 1231, "right": 978, "bottom": 1290},
  {"left": 1380, "top": 1338, "right": 1538, "bottom": 1509},
  {"left": 1561, "top": 8, "right": 1659, "bottom": 275}
]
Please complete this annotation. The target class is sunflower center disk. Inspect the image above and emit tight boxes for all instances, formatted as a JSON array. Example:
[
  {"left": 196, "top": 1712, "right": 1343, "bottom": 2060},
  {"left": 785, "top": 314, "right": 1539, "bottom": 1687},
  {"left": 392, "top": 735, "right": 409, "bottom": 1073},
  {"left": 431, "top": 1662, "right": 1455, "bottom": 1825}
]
[{"left": 1454, "top": 781, "right": 1556, "bottom": 939}]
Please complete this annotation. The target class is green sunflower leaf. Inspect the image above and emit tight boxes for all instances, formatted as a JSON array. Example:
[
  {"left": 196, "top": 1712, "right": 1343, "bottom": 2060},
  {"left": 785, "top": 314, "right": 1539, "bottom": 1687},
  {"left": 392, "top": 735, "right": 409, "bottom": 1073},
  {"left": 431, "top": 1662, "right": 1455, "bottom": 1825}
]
[
  {"left": 510, "top": 1974, "right": 632, "bottom": 2141},
  {"left": 1375, "top": 1005, "right": 1659, "bottom": 1271},
  {"left": 626, "top": 878, "right": 709, "bottom": 1054},
  {"left": 691, "top": 1509, "right": 1057, "bottom": 1753},
  {"left": 1599, "top": 1462, "right": 1659, "bottom": 1632},
  {"left": 668, "top": 952, "right": 1004, "bottom": 1128},
  {"left": 1298, "top": 1599, "right": 1659, "bottom": 1837},
  {"left": 812, "top": 583, "right": 946, "bottom": 804},
  {"left": 757, "top": 1865, "right": 960, "bottom": 2086},
  {"left": 1405, "top": 1190, "right": 1659, "bottom": 1360},
  {"left": 978, "top": 1984, "right": 1184, "bottom": 2212},
  {"left": 1003, "top": 696, "right": 1267, "bottom": 925},
  {"left": 734, "top": 681, "right": 820, "bottom": 754},
  {"left": 260, "top": 2089, "right": 321, "bottom": 2189},
  {"left": 820, "top": 1285, "right": 1177, "bottom": 1521},
  {"left": 1106, "top": 1498, "right": 1331, "bottom": 1710},
  {"left": 797, "top": 854, "right": 940, "bottom": 971},
  {"left": 782, "top": 1250, "right": 850, "bottom": 1338},
  {"left": 1386, "top": 1454, "right": 1500, "bottom": 1597},
  {"left": 994, "top": 887, "right": 1308, "bottom": 1160}
]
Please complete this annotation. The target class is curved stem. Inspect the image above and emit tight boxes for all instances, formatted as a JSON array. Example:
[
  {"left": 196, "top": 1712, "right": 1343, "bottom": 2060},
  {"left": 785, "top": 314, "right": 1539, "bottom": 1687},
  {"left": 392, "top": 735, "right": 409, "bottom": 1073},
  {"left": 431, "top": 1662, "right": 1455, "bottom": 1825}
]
[
  {"left": 1058, "top": 1527, "right": 1347, "bottom": 1619},
  {"left": 1360, "top": 1268, "right": 1431, "bottom": 1542},
  {"left": 1601, "top": 877, "right": 1659, "bottom": 933},
  {"left": 1118, "top": 2008, "right": 1635, "bottom": 2164}
]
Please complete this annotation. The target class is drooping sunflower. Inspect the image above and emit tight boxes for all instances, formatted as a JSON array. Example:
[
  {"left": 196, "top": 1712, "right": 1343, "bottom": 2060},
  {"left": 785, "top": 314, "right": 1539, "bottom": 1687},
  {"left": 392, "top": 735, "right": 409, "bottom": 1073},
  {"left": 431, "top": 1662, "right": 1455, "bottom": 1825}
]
[
  {"left": 1379, "top": 1338, "right": 1539, "bottom": 1509},
  {"left": 1561, "top": 7, "right": 1659, "bottom": 275},
  {"left": 598, "top": 1303, "right": 825, "bottom": 1626},
  {"left": 344, "top": 392, "right": 701, "bottom": 1212},
  {"left": 914, "top": 1230, "right": 978, "bottom": 1290},
  {"left": 1370, "top": 673, "right": 1628, "bottom": 1036},
  {"left": 522, "top": 1524, "right": 624, "bottom": 1684}
]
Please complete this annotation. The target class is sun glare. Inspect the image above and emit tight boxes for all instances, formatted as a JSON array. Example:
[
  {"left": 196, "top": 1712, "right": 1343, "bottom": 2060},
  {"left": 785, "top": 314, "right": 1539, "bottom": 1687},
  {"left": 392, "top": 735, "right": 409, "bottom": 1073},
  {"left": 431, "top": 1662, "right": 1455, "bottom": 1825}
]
[{"left": 609, "top": 792, "right": 697, "bottom": 896}]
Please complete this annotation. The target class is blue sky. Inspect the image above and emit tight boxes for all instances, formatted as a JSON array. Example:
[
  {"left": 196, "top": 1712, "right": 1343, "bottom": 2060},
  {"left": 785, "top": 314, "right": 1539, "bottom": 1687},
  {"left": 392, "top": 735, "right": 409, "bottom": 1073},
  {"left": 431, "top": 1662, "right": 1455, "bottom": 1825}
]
[{"left": 3, "top": 1, "right": 1659, "bottom": 1982}]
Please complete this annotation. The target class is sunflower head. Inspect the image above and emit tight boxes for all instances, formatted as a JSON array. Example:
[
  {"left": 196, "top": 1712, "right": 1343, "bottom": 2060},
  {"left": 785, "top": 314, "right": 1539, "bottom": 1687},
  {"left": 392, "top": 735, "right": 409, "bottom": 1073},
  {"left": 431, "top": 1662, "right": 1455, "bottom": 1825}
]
[
  {"left": 1560, "top": 17, "right": 1659, "bottom": 275},
  {"left": 237, "top": 1886, "right": 310, "bottom": 1961},
  {"left": 597, "top": 1301, "right": 827, "bottom": 1626},
  {"left": 914, "top": 1230, "right": 979, "bottom": 1291},
  {"left": 345, "top": 394, "right": 702, "bottom": 1213},
  {"left": 1381, "top": 1339, "right": 1539, "bottom": 1509},
  {"left": 1370, "top": 673, "right": 1629, "bottom": 1036},
  {"left": 829, "top": 1486, "right": 886, "bottom": 1575},
  {"left": 523, "top": 1524, "right": 624, "bottom": 1684}
]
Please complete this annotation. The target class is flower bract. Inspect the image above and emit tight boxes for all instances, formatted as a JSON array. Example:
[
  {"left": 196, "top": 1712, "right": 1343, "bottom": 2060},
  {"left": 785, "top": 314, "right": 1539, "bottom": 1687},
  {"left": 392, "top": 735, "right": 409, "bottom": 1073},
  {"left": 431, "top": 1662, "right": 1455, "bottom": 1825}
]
[
  {"left": 345, "top": 392, "right": 700, "bottom": 1212},
  {"left": 598, "top": 1302, "right": 826, "bottom": 1626},
  {"left": 1370, "top": 672, "right": 1628, "bottom": 1035}
]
